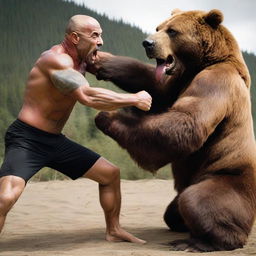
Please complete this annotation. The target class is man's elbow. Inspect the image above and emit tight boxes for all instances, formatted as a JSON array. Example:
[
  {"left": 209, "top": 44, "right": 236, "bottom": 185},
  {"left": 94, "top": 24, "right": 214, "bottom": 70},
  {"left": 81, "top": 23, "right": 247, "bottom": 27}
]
[
  {"left": 78, "top": 96, "right": 94, "bottom": 107},
  {"left": 70, "top": 88, "right": 92, "bottom": 107}
]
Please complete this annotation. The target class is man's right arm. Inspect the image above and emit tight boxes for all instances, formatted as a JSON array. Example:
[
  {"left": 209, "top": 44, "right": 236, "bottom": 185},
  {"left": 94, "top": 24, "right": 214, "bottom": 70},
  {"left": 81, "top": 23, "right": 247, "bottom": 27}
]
[
  {"left": 44, "top": 53, "right": 152, "bottom": 111},
  {"left": 70, "top": 81, "right": 152, "bottom": 111},
  {"left": 51, "top": 68, "right": 86, "bottom": 95}
]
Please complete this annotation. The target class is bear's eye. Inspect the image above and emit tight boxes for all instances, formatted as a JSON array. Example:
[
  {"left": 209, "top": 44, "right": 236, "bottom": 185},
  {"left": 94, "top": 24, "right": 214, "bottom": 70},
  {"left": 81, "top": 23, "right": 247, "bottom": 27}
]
[{"left": 167, "top": 29, "right": 178, "bottom": 37}]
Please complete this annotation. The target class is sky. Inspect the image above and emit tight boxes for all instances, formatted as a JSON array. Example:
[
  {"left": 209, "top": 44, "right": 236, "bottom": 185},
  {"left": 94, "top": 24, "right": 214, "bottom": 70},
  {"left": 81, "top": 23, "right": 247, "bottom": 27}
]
[{"left": 70, "top": 0, "right": 256, "bottom": 54}]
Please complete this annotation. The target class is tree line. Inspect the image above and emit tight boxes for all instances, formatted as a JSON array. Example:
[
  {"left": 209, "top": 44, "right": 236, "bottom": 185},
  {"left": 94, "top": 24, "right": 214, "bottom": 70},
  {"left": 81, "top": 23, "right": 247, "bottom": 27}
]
[{"left": 0, "top": 0, "right": 255, "bottom": 180}]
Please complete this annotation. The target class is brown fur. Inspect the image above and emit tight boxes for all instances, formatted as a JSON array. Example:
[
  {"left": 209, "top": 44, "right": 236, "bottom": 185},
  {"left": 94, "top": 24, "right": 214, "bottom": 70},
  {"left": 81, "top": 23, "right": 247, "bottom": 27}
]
[{"left": 88, "top": 9, "right": 256, "bottom": 252}]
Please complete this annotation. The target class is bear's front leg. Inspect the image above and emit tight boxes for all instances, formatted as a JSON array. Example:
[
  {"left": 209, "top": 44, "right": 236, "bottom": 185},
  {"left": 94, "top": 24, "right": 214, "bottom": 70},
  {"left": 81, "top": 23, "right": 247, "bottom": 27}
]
[
  {"left": 87, "top": 51, "right": 157, "bottom": 94},
  {"left": 95, "top": 110, "right": 173, "bottom": 171},
  {"left": 95, "top": 110, "right": 133, "bottom": 146},
  {"left": 95, "top": 111, "right": 114, "bottom": 136},
  {"left": 86, "top": 51, "right": 115, "bottom": 81}
]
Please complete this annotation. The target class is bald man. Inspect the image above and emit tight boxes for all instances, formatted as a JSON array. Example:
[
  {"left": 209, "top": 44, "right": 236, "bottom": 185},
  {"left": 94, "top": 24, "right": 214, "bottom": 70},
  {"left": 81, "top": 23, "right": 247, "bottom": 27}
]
[{"left": 0, "top": 15, "right": 151, "bottom": 243}]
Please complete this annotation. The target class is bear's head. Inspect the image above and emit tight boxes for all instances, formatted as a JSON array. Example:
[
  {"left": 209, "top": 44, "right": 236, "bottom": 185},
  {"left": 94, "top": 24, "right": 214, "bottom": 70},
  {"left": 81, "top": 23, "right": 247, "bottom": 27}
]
[{"left": 143, "top": 9, "right": 244, "bottom": 83}]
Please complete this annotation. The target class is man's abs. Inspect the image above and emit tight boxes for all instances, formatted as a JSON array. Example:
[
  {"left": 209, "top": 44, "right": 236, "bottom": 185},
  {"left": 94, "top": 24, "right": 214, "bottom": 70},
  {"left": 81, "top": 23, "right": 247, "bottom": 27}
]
[{"left": 18, "top": 103, "right": 74, "bottom": 134}]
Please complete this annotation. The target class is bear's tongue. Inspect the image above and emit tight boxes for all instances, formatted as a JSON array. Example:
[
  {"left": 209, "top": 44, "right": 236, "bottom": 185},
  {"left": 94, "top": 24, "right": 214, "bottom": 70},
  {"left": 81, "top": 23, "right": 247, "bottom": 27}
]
[{"left": 155, "top": 63, "right": 166, "bottom": 82}]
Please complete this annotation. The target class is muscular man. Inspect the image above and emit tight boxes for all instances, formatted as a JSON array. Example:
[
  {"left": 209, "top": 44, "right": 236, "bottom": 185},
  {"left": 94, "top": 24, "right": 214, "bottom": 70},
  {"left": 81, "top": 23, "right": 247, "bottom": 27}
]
[{"left": 0, "top": 15, "right": 151, "bottom": 243}]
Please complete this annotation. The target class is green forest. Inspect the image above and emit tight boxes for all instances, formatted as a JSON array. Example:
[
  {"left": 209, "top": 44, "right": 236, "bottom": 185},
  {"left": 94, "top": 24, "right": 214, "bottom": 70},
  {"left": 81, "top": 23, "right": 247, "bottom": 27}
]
[{"left": 0, "top": 0, "right": 256, "bottom": 181}]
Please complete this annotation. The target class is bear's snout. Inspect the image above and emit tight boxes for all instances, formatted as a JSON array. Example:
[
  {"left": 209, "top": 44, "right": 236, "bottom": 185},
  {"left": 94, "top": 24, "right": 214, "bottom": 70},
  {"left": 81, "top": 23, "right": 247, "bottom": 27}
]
[
  {"left": 142, "top": 39, "right": 155, "bottom": 57},
  {"left": 142, "top": 39, "right": 155, "bottom": 49}
]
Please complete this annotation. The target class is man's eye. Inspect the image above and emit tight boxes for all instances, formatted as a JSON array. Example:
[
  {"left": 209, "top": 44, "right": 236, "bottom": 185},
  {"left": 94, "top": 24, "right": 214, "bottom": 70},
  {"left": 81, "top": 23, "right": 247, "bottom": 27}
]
[
  {"left": 90, "top": 33, "right": 100, "bottom": 39},
  {"left": 167, "top": 29, "right": 178, "bottom": 37}
]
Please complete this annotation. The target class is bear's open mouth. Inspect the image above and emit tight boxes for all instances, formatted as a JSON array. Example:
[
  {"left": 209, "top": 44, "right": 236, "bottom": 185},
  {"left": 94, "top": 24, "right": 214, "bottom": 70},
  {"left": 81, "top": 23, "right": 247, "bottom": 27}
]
[{"left": 155, "top": 55, "right": 175, "bottom": 81}]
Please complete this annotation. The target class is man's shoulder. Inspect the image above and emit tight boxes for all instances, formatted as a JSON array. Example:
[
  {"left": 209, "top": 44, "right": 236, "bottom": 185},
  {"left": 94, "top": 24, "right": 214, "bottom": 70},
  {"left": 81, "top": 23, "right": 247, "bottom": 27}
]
[{"left": 37, "top": 45, "right": 74, "bottom": 71}]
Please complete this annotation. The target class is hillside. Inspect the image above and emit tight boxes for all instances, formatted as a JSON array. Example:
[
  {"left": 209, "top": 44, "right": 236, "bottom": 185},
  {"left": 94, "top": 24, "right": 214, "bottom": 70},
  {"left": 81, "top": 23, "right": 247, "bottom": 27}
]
[
  {"left": 0, "top": 0, "right": 165, "bottom": 180},
  {"left": 0, "top": 0, "right": 256, "bottom": 180}
]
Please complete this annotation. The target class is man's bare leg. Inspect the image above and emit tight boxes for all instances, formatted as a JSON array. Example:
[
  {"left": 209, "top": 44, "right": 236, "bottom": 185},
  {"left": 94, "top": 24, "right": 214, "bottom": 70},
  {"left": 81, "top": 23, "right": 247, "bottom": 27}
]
[
  {"left": 0, "top": 176, "right": 25, "bottom": 233},
  {"left": 84, "top": 157, "right": 146, "bottom": 244}
]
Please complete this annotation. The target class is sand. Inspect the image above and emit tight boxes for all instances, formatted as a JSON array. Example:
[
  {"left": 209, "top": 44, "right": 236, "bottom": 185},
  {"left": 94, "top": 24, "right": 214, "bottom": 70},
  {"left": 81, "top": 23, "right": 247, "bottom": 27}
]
[{"left": 0, "top": 179, "right": 255, "bottom": 256}]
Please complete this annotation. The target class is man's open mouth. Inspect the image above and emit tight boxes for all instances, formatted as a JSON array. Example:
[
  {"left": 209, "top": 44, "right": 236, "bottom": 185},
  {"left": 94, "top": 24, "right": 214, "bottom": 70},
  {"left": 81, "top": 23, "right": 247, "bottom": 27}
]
[
  {"left": 91, "top": 49, "right": 98, "bottom": 62},
  {"left": 155, "top": 55, "right": 176, "bottom": 81}
]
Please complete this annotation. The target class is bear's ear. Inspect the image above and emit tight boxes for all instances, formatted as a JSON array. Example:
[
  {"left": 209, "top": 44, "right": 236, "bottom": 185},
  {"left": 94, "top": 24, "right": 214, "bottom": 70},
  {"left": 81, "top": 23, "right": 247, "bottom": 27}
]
[
  {"left": 171, "top": 9, "right": 182, "bottom": 16},
  {"left": 204, "top": 9, "right": 223, "bottom": 28}
]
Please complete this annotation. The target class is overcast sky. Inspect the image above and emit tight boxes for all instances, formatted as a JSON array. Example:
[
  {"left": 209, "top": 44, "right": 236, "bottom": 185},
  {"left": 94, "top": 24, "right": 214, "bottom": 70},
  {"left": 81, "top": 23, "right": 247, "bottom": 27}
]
[{"left": 70, "top": 0, "right": 256, "bottom": 54}]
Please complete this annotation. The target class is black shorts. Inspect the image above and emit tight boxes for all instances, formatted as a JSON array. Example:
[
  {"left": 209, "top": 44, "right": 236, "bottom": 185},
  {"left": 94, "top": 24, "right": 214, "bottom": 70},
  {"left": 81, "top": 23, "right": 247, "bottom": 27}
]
[{"left": 0, "top": 119, "right": 101, "bottom": 182}]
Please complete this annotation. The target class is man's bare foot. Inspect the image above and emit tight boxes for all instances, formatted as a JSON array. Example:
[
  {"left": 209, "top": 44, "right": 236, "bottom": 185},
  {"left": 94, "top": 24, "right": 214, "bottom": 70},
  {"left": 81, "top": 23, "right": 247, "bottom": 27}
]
[{"left": 106, "top": 227, "right": 146, "bottom": 244}]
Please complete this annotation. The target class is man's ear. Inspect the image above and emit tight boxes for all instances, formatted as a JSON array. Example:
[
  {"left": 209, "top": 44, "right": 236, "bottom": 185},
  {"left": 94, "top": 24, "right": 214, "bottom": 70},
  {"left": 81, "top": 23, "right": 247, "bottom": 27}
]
[
  {"left": 70, "top": 32, "right": 80, "bottom": 44},
  {"left": 204, "top": 9, "right": 223, "bottom": 29}
]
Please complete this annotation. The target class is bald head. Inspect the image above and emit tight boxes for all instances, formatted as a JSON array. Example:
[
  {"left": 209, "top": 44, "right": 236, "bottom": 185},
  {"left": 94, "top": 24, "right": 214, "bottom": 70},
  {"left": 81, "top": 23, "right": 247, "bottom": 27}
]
[
  {"left": 63, "top": 15, "right": 103, "bottom": 63},
  {"left": 65, "top": 15, "right": 101, "bottom": 35}
]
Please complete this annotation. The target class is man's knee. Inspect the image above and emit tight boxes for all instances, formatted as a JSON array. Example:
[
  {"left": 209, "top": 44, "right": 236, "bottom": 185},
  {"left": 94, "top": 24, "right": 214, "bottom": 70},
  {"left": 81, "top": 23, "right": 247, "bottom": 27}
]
[
  {"left": 84, "top": 157, "right": 121, "bottom": 185},
  {"left": 0, "top": 192, "right": 19, "bottom": 215},
  {"left": 102, "top": 165, "right": 120, "bottom": 185},
  {"left": 0, "top": 176, "right": 25, "bottom": 215}
]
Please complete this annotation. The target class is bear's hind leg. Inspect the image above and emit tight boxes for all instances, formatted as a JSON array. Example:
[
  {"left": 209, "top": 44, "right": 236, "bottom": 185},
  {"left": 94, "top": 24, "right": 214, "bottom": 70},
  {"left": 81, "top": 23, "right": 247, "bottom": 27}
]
[
  {"left": 170, "top": 177, "right": 255, "bottom": 252},
  {"left": 163, "top": 195, "right": 189, "bottom": 232}
]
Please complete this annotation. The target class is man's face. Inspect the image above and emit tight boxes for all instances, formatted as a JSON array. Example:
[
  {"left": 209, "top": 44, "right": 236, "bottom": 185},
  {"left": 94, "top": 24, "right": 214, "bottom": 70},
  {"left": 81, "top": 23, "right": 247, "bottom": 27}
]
[{"left": 76, "top": 23, "right": 103, "bottom": 63}]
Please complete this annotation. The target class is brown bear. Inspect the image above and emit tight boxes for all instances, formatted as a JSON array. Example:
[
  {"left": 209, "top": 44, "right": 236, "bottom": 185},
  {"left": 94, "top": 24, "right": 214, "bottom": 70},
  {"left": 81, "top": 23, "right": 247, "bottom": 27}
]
[{"left": 88, "top": 9, "right": 256, "bottom": 252}]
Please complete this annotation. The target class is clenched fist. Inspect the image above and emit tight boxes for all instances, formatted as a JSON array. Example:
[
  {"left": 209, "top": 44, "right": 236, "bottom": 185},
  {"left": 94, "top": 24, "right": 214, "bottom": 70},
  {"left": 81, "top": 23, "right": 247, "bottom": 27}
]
[{"left": 135, "top": 91, "right": 152, "bottom": 111}]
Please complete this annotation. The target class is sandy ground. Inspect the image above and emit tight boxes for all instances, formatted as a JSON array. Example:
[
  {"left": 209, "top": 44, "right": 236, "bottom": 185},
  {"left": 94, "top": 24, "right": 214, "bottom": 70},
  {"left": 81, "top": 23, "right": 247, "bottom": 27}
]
[{"left": 0, "top": 179, "right": 255, "bottom": 256}]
